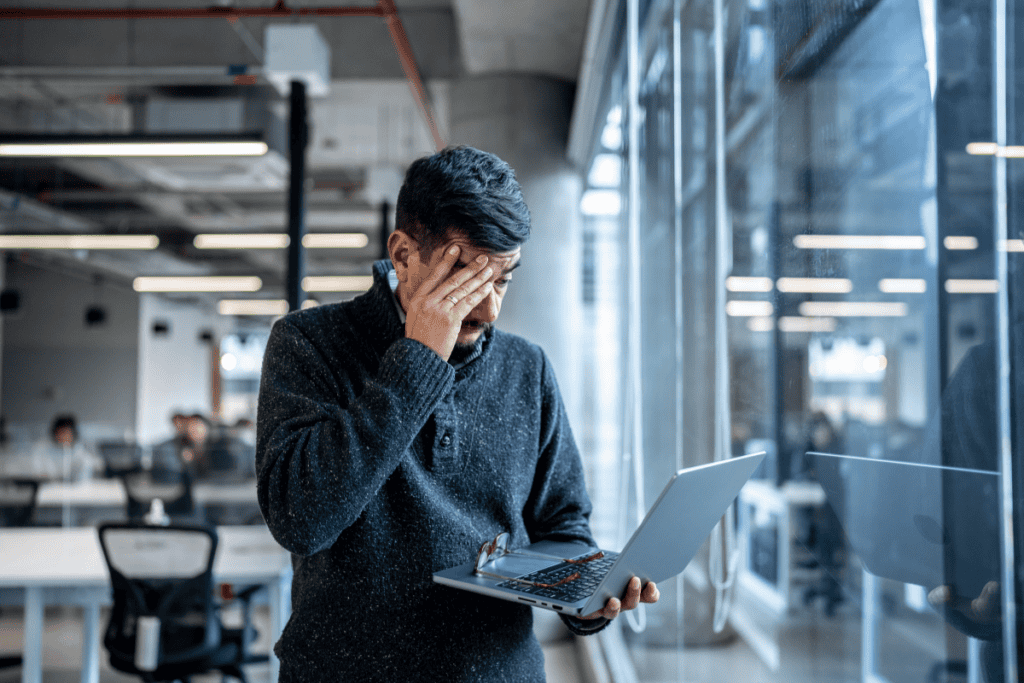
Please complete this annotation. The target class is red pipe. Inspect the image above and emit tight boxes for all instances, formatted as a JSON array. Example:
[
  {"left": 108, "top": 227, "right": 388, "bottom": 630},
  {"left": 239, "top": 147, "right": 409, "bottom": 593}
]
[
  {"left": 0, "top": 0, "right": 445, "bottom": 151},
  {"left": 379, "top": 0, "right": 444, "bottom": 151}
]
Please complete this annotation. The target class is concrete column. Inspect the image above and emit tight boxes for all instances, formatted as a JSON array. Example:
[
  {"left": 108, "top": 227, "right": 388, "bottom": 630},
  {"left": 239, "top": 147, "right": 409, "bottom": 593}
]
[{"left": 448, "top": 75, "right": 585, "bottom": 427}]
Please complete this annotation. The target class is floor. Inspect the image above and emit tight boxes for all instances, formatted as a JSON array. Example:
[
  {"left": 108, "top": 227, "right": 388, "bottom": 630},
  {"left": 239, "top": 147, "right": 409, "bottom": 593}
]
[{"left": 0, "top": 606, "right": 585, "bottom": 683}]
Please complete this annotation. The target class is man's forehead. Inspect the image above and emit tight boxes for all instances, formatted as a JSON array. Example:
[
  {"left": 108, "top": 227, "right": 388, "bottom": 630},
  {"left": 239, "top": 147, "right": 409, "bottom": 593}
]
[{"left": 450, "top": 241, "right": 521, "bottom": 267}]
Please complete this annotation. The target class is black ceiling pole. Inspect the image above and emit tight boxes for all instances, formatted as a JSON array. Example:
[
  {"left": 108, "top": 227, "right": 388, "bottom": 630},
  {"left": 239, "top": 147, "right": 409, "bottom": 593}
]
[{"left": 287, "top": 79, "right": 308, "bottom": 312}]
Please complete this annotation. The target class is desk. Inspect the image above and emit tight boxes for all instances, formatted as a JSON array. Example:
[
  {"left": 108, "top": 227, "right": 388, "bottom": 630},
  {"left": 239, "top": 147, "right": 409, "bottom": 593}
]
[
  {"left": 35, "top": 479, "right": 261, "bottom": 525},
  {"left": 0, "top": 525, "right": 292, "bottom": 683}
]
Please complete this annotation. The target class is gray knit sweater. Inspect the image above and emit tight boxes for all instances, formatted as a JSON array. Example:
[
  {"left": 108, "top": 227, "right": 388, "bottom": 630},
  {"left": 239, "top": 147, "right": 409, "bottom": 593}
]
[{"left": 256, "top": 260, "right": 604, "bottom": 682}]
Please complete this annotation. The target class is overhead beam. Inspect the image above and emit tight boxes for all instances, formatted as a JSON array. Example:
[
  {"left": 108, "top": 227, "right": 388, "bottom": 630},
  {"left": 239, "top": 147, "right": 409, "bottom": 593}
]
[{"left": 0, "top": 3, "right": 384, "bottom": 19}]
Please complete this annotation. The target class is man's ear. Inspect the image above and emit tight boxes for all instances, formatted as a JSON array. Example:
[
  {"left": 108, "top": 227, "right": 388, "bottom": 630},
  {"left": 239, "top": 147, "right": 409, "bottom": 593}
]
[{"left": 387, "top": 230, "right": 416, "bottom": 282}]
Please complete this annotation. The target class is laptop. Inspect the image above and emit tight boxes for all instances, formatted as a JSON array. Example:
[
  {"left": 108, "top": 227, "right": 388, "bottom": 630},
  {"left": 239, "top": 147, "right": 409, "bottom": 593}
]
[
  {"left": 806, "top": 451, "right": 1000, "bottom": 596},
  {"left": 433, "top": 452, "right": 766, "bottom": 617}
]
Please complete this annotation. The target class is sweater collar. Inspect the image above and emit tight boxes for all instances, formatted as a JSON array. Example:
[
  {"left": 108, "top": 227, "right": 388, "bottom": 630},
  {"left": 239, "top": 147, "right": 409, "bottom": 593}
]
[{"left": 356, "top": 259, "right": 491, "bottom": 373}]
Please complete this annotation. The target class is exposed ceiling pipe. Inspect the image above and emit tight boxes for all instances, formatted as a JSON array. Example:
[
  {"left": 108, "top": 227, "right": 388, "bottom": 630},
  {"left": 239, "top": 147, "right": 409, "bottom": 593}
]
[
  {"left": 379, "top": 0, "right": 444, "bottom": 151},
  {"left": 0, "top": 0, "right": 446, "bottom": 151}
]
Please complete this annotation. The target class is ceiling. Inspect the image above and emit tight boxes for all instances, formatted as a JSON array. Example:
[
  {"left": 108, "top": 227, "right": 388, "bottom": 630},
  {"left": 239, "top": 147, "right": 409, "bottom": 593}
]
[{"left": 0, "top": 0, "right": 591, "bottom": 308}]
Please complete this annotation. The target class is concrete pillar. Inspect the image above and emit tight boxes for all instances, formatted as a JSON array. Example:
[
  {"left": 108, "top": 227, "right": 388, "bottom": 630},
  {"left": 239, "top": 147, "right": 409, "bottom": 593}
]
[{"left": 448, "top": 75, "right": 584, "bottom": 427}]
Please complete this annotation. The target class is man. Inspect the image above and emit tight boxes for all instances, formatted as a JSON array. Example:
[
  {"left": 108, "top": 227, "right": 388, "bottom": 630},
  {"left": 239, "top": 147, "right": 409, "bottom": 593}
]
[{"left": 256, "top": 146, "right": 657, "bottom": 682}]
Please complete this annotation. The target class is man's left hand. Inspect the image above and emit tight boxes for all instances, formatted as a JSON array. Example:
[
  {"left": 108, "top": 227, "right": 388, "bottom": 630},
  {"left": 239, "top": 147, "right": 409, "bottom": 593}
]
[{"left": 580, "top": 577, "right": 659, "bottom": 620}]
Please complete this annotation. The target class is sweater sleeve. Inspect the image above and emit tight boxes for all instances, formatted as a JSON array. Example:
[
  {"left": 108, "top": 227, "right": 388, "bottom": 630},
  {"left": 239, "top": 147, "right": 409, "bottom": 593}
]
[
  {"left": 256, "top": 317, "right": 454, "bottom": 556},
  {"left": 522, "top": 351, "right": 596, "bottom": 546}
]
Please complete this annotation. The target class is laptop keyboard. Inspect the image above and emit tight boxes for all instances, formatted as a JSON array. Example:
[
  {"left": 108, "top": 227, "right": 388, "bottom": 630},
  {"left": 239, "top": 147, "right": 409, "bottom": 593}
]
[{"left": 498, "top": 552, "right": 618, "bottom": 603}]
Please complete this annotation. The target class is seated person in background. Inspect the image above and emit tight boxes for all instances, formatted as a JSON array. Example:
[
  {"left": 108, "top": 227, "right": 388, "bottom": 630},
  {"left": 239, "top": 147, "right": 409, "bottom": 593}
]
[{"left": 1, "top": 414, "right": 101, "bottom": 482}]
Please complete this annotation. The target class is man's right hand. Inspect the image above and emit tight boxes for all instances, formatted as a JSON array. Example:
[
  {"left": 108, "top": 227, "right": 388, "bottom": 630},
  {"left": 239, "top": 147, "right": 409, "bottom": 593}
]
[{"left": 404, "top": 244, "right": 494, "bottom": 362}]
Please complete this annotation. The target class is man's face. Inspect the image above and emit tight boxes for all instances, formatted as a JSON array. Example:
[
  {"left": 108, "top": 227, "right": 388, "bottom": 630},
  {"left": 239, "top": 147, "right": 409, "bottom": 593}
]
[{"left": 402, "top": 235, "right": 521, "bottom": 347}]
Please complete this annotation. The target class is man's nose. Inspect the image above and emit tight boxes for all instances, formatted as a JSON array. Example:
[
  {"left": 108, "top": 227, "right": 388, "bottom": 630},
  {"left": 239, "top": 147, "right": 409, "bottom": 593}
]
[{"left": 468, "top": 289, "right": 500, "bottom": 322}]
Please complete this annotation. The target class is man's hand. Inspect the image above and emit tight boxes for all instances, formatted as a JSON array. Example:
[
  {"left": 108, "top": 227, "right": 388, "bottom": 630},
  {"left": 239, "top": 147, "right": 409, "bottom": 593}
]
[
  {"left": 928, "top": 581, "right": 1001, "bottom": 625},
  {"left": 580, "top": 577, "right": 660, "bottom": 620},
  {"left": 405, "top": 244, "right": 494, "bottom": 361}
]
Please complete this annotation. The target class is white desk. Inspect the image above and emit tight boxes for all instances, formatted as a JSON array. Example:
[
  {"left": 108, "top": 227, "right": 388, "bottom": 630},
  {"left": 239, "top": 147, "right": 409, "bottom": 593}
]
[
  {"left": 36, "top": 479, "right": 260, "bottom": 508},
  {"left": 0, "top": 525, "right": 292, "bottom": 683}
]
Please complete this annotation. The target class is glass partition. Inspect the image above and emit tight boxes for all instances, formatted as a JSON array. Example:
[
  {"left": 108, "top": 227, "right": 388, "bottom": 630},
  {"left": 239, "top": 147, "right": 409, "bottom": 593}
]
[{"left": 578, "top": 0, "right": 1020, "bottom": 679}]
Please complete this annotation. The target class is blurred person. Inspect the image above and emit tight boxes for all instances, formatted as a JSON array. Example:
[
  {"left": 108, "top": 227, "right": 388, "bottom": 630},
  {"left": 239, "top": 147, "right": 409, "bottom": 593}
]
[
  {"left": 256, "top": 146, "right": 658, "bottom": 682},
  {"left": 1, "top": 414, "right": 101, "bottom": 482}
]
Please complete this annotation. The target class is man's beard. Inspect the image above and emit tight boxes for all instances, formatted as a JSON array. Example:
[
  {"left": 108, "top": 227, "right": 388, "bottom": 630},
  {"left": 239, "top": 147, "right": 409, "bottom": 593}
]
[{"left": 453, "top": 321, "right": 492, "bottom": 353}]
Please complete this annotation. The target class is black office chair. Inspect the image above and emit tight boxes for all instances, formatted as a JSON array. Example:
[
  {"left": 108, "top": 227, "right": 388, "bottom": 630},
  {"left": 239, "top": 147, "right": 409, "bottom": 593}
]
[
  {"left": 96, "top": 523, "right": 268, "bottom": 683},
  {"left": 0, "top": 477, "right": 39, "bottom": 527},
  {"left": 120, "top": 469, "right": 196, "bottom": 523},
  {"left": 98, "top": 441, "right": 143, "bottom": 479}
]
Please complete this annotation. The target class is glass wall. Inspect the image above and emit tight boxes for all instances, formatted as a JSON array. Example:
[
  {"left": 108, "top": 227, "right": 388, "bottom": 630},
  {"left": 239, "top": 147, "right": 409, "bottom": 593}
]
[{"left": 578, "top": 0, "right": 1021, "bottom": 679}]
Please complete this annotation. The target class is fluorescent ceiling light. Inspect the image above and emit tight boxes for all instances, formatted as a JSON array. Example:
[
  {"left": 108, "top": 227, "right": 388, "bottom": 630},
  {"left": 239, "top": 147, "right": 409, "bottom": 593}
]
[
  {"left": 999, "top": 239, "right": 1024, "bottom": 252},
  {"left": 302, "top": 233, "right": 369, "bottom": 249},
  {"left": 194, "top": 234, "right": 290, "bottom": 249},
  {"left": 0, "top": 234, "right": 159, "bottom": 250},
  {"left": 218, "top": 299, "right": 288, "bottom": 316},
  {"left": 779, "top": 316, "right": 838, "bottom": 333},
  {"left": 587, "top": 154, "right": 622, "bottom": 188},
  {"left": 726, "top": 276, "right": 773, "bottom": 292},
  {"left": 726, "top": 300, "right": 774, "bottom": 317},
  {"left": 776, "top": 277, "right": 853, "bottom": 294},
  {"left": 799, "top": 301, "right": 908, "bottom": 317},
  {"left": 747, "top": 316, "right": 774, "bottom": 332},
  {"left": 945, "top": 279, "right": 999, "bottom": 294},
  {"left": 793, "top": 235, "right": 926, "bottom": 250},
  {"left": 0, "top": 141, "right": 267, "bottom": 157},
  {"left": 943, "top": 236, "right": 978, "bottom": 250},
  {"left": 301, "top": 275, "right": 374, "bottom": 292},
  {"left": 879, "top": 278, "right": 927, "bottom": 293},
  {"left": 966, "top": 142, "right": 999, "bottom": 155},
  {"left": 301, "top": 299, "right": 320, "bottom": 309},
  {"left": 133, "top": 276, "right": 262, "bottom": 293},
  {"left": 964, "top": 142, "right": 1024, "bottom": 157},
  {"left": 580, "top": 189, "right": 622, "bottom": 216}
]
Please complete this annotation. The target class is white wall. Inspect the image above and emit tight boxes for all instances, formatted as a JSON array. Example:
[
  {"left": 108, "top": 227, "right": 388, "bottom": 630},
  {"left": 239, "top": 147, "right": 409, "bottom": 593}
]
[
  {"left": 136, "top": 293, "right": 225, "bottom": 445},
  {"left": 1, "top": 260, "right": 139, "bottom": 442}
]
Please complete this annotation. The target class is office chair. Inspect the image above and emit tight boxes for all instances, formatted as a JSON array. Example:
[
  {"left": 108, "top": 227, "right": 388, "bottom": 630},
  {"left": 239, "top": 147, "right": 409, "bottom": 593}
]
[
  {"left": 121, "top": 469, "right": 196, "bottom": 523},
  {"left": 96, "top": 523, "right": 268, "bottom": 683},
  {"left": 0, "top": 477, "right": 39, "bottom": 527},
  {"left": 98, "top": 441, "right": 143, "bottom": 479}
]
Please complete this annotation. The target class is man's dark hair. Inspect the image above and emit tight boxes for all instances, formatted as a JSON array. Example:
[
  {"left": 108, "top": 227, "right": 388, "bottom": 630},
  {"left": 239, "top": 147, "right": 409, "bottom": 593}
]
[
  {"left": 395, "top": 145, "right": 531, "bottom": 255},
  {"left": 51, "top": 414, "right": 77, "bottom": 441}
]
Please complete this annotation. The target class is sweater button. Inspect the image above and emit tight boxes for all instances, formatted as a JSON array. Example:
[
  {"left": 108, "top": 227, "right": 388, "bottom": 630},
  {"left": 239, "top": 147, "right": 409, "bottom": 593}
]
[{"left": 440, "top": 434, "right": 452, "bottom": 447}]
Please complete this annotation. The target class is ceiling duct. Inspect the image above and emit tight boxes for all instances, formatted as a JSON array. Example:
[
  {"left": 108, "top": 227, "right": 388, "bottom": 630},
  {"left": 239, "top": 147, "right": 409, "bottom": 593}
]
[{"left": 110, "top": 95, "right": 288, "bottom": 193}]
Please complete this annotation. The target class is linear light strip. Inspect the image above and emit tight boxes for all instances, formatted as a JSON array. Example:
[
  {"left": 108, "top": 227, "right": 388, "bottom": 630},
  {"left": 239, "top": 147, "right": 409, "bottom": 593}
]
[
  {"left": 725, "top": 300, "right": 773, "bottom": 317},
  {"left": 0, "top": 141, "right": 268, "bottom": 157},
  {"left": 0, "top": 234, "right": 159, "bottom": 250},
  {"left": 945, "top": 279, "right": 999, "bottom": 294},
  {"left": 799, "top": 301, "right": 908, "bottom": 317},
  {"left": 725, "top": 276, "right": 773, "bottom": 292},
  {"left": 943, "top": 235, "right": 978, "bottom": 250},
  {"left": 779, "top": 316, "right": 837, "bottom": 333},
  {"left": 966, "top": 142, "right": 1024, "bottom": 157},
  {"left": 301, "top": 275, "right": 374, "bottom": 292},
  {"left": 879, "top": 278, "right": 927, "bottom": 293},
  {"left": 133, "top": 276, "right": 262, "bottom": 293},
  {"left": 302, "top": 233, "right": 369, "bottom": 249},
  {"left": 776, "top": 277, "right": 853, "bottom": 293},
  {"left": 218, "top": 299, "right": 288, "bottom": 316},
  {"left": 195, "top": 234, "right": 290, "bottom": 249},
  {"left": 192, "top": 233, "right": 369, "bottom": 249},
  {"left": 794, "top": 235, "right": 926, "bottom": 250}
]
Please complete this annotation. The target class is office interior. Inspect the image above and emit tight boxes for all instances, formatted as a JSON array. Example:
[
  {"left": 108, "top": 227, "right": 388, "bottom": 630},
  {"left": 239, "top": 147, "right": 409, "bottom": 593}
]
[{"left": 0, "top": 0, "right": 1022, "bottom": 681}]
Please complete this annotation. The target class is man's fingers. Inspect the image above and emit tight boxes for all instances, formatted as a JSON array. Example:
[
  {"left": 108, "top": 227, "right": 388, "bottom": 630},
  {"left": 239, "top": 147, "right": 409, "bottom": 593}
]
[
  {"left": 420, "top": 244, "right": 462, "bottom": 292},
  {"left": 620, "top": 577, "right": 642, "bottom": 611},
  {"left": 641, "top": 582, "right": 660, "bottom": 604}
]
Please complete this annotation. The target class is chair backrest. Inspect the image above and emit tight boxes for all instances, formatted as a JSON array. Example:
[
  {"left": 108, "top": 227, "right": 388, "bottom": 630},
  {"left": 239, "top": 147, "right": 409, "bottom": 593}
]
[
  {"left": 97, "top": 523, "right": 219, "bottom": 669},
  {"left": 0, "top": 478, "right": 39, "bottom": 526},
  {"left": 121, "top": 469, "right": 195, "bottom": 522},
  {"left": 97, "top": 441, "right": 143, "bottom": 479}
]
